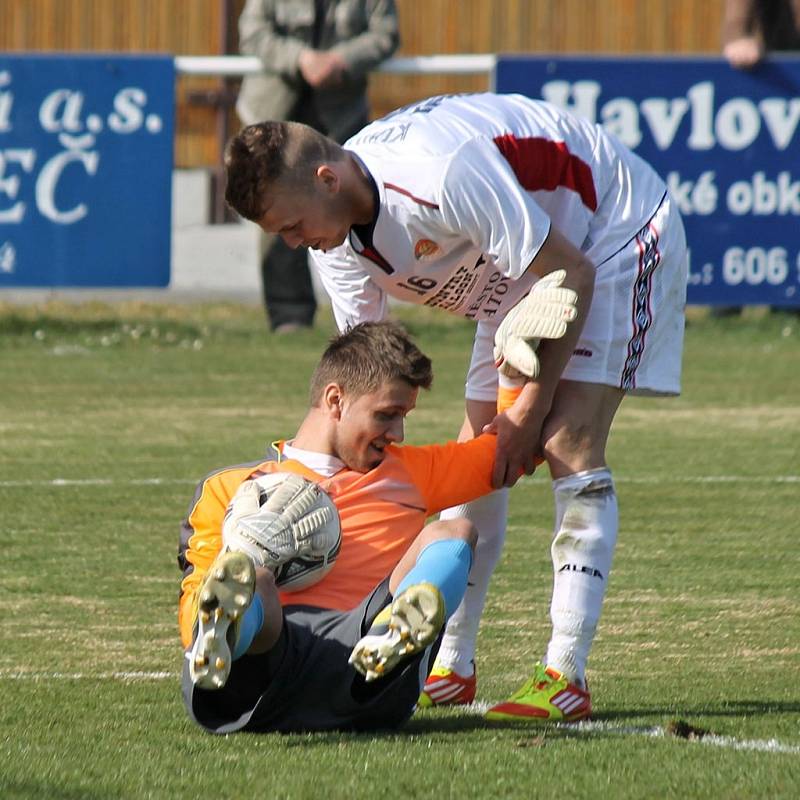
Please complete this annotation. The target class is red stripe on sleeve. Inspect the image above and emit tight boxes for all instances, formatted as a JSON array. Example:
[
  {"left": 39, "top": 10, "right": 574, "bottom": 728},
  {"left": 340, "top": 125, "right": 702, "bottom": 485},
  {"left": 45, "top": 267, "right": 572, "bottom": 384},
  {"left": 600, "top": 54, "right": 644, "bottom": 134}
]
[{"left": 383, "top": 182, "right": 440, "bottom": 209}]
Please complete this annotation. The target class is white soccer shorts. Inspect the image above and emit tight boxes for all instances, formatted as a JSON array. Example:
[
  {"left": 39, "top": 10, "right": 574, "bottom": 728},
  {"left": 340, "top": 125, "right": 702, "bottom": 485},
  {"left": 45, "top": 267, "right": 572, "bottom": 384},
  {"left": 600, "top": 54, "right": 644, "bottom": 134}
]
[{"left": 465, "top": 194, "right": 688, "bottom": 401}]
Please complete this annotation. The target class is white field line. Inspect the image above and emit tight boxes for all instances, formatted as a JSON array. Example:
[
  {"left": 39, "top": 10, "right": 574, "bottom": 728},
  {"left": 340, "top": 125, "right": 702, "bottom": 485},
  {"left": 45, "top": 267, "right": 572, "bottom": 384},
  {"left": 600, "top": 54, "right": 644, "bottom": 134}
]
[
  {"left": 563, "top": 719, "right": 800, "bottom": 755},
  {"left": 0, "top": 475, "right": 798, "bottom": 488},
  {"left": 0, "top": 677, "right": 797, "bottom": 754},
  {"left": 0, "top": 478, "right": 196, "bottom": 487},
  {"left": 1, "top": 670, "right": 175, "bottom": 681},
  {"left": 462, "top": 702, "right": 800, "bottom": 755}
]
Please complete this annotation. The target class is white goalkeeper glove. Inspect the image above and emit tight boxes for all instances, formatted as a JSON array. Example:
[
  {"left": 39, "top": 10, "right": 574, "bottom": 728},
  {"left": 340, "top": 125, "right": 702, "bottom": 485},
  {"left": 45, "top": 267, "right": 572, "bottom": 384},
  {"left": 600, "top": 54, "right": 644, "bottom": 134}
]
[
  {"left": 493, "top": 269, "right": 578, "bottom": 379},
  {"left": 222, "top": 476, "right": 336, "bottom": 570}
]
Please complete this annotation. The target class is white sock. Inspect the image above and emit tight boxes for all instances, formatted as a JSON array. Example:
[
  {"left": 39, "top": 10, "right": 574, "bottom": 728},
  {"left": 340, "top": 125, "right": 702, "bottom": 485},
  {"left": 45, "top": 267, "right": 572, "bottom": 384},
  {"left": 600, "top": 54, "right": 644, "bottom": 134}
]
[
  {"left": 545, "top": 467, "right": 618, "bottom": 686},
  {"left": 435, "top": 489, "right": 509, "bottom": 676}
]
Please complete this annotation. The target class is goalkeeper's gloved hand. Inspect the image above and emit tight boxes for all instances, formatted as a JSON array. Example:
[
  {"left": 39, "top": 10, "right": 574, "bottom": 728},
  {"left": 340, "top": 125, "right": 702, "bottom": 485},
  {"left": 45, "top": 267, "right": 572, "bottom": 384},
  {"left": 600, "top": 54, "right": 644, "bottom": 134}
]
[
  {"left": 493, "top": 269, "right": 578, "bottom": 379},
  {"left": 222, "top": 476, "right": 336, "bottom": 570}
]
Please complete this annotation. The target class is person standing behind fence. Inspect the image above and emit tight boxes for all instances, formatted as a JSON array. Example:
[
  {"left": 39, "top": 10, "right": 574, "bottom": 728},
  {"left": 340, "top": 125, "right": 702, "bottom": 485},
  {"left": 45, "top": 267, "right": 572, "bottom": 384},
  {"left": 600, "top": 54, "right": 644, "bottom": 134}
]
[
  {"left": 717, "top": 0, "right": 800, "bottom": 317},
  {"left": 722, "top": 0, "right": 800, "bottom": 68},
  {"left": 236, "top": 0, "right": 400, "bottom": 333}
]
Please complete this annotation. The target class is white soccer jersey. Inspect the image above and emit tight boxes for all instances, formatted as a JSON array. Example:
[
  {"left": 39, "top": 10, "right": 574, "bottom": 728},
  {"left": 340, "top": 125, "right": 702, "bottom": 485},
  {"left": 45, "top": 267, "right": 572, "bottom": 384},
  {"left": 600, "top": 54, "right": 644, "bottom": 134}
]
[{"left": 311, "top": 92, "right": 668, "bottom": 330}]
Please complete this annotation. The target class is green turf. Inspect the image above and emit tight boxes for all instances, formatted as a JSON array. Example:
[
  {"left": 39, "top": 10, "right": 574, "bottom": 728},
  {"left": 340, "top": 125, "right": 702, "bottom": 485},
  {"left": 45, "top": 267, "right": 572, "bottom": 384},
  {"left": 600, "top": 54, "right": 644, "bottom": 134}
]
[{"left": 1, "top": 302, "right": 798, "bottom": 799}]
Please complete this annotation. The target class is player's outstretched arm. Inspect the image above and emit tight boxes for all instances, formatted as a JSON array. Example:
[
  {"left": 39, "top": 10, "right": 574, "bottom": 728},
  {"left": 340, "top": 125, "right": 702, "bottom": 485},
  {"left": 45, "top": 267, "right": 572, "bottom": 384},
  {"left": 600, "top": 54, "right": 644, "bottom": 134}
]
[{"left": 487, "top": 226, "right": 595, "bottom": 488}]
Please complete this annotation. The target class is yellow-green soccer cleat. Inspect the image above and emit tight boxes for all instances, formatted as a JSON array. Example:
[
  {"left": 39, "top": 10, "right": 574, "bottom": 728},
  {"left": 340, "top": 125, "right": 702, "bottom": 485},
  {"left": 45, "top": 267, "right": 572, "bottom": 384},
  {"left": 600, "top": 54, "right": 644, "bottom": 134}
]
[
  {"left": 485, "top": 662, "right": 591, "bottom": 723},
  {"left": 418, "top": 664, "right": 477, "bottom": 707},
  {"left": 187, "top": 551, "right": 255, "bottom": 691},
  {"left": 349, "top": 582, "right": 445, "bottom": 682}
]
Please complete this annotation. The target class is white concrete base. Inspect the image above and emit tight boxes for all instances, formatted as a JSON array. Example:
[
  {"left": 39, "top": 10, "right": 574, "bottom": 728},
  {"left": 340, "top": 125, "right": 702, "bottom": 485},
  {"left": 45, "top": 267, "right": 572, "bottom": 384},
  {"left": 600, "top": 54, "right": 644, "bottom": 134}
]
[
  {"left": 170, "top": 221, "right": 262, "bottom": 302},
  {"left": 0, "top": 221, "right": 263, "bottom": 305}
]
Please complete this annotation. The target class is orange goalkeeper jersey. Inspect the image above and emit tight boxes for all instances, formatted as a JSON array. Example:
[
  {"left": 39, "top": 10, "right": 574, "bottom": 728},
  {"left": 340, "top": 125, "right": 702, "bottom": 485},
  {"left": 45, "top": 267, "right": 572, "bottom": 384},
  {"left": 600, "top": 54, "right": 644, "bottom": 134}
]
[{"left": 178, "top": 434, "right": 497, "bottom": 647}]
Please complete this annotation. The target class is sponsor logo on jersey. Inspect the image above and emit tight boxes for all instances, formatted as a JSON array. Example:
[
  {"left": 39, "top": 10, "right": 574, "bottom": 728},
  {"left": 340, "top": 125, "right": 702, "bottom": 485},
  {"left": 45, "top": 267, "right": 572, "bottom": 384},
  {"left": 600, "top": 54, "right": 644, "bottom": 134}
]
[
  {"left": 414, "top": 239, "right": 441, "bottom": 261},
  {"left": 424, "top": 264, "right": 480, "bottom": 311},
  {"left": 465, "top": 266, "right": 511, "bottom": 319}
]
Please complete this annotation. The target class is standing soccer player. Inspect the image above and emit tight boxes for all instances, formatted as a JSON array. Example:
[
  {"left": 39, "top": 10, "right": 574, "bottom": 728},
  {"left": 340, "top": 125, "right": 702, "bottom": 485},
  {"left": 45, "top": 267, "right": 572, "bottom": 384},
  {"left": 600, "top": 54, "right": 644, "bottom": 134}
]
[{"left": 223, "top": 92, "right": 688, "bottom": 722}]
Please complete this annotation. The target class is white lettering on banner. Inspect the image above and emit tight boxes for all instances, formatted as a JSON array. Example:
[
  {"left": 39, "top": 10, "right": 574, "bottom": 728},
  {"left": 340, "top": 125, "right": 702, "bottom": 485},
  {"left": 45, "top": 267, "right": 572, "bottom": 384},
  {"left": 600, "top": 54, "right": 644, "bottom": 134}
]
[
  {"left": 39, "top": 89, "right": 85, "bottom": 133},
  {"left": 666, "top": 171, "right": 718, "bottom": 215},
  {"left": 666, "top": 170, "right": 799, "bottom": 216},
  {"left": 688, "top": 246, "right": 800, "bottom": 290},
  {"left": 36, "top": 134, "right": 99, "bottom": 224},
  {"left": 38, "top": 87, "right": 158, "bottom": 137},
  {"left": 0, "top": 148, "right": 36, "bottom": 223},
  {"left": 601, "top": 96, "right": 642, "bottom": 148},
  {"left": 686, "top": 83, "right": 715, "bottom": 150},
  {"left": 108, "top": 88, "right": 147, "bottom": 133},
  {"left": 542, "top": 80, "right": 600, "bottom": 124},
  {"left": 723, "top": 247, "right": 790, "bottom": 285},
  {"left": 0, "top": 71, "right": 13, "bottom": 132},
  {"left": 541, "top": 80, "right": 800, "bottom": 151},
  {"left": 0, "top": 241, "right": 15, "bottom": 273},
  {"left": 0, "top": 77, "right": 166, "bottom": 231},
  {"left": 759, "top": 99, "right": 800, "bottom": 148},
  {"left": 639, "top": 98, "right": 688, "bottom": 150},
  {"left": 716, "top": 98, "right": 761, "bottom": 149},
  {"left": 686, "top": 249, "right": 715, "bottom": 286},
  {"left": 726, "top": 172, "right": 800, "bottom": 215}
]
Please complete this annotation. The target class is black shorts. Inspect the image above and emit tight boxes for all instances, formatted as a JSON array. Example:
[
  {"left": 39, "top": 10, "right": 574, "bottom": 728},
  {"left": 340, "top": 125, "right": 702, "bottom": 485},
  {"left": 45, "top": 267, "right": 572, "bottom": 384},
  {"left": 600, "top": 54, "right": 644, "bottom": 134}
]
[{"left": 182, "top": 578, "right": 440, "bottom": 734}]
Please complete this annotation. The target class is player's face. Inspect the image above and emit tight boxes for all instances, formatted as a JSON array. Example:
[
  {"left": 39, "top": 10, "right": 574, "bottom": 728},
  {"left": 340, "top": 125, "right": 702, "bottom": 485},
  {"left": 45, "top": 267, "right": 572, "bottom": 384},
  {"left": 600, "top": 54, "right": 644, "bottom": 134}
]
[
  {"left": 333, "top": 379, "right": 419, "bottom": 472},
  {"left": 258, "top": 173, "right": 351, "bottom": 253}
]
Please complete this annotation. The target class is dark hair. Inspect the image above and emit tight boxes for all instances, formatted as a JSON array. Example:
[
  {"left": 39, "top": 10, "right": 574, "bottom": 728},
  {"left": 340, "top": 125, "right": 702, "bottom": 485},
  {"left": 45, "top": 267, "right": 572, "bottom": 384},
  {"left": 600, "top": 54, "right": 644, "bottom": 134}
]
[
  {"left": 309, "top": 321, "right": 433, "bottom": 405},
  {"left": 224, "top": 121, "right": 342, "bottom": 221}
]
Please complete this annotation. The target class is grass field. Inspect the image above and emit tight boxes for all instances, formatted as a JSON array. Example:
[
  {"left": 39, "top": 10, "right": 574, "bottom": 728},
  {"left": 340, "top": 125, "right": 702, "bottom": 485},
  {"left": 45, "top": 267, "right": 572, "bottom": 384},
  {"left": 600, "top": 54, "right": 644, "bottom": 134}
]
[{"left": 1, "top": 301, "right": 798, "bottom": 799}]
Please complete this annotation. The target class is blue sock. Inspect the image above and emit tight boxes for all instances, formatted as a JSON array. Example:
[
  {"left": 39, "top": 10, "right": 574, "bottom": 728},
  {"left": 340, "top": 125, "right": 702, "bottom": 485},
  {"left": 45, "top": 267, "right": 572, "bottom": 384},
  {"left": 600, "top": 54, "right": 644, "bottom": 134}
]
[
  {"left": 394, "top": 539, "right": 473, "bottom": 619},
  {"left": 232, "top": 593, "right": 264, "bottom": 660}
]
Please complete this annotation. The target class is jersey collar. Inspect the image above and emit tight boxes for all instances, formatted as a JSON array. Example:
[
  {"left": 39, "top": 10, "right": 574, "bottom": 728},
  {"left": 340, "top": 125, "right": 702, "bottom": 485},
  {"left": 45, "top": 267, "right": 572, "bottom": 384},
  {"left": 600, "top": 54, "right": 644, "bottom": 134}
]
[{"left": 346, "top": 152, "right": 395, "bottom": 275}]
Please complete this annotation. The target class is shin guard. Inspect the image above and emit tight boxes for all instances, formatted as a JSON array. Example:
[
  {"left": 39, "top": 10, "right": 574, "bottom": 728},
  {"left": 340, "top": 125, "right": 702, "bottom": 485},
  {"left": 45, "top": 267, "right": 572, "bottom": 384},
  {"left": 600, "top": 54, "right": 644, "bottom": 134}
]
[{"left": 545, "top": 468, "right": 618, "bottom": 685}]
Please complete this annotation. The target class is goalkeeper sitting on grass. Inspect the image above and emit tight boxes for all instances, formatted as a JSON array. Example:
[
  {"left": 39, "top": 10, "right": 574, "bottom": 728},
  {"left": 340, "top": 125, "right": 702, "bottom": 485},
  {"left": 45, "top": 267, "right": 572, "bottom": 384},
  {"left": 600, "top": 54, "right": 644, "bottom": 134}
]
[{"left": 179, "top": 312, "right": 575, "bottom": 733}]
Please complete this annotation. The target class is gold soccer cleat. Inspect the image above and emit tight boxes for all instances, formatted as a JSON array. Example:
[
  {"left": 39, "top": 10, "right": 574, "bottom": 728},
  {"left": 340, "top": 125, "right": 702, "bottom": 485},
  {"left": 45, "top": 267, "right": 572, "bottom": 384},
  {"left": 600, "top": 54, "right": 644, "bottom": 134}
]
[
  {"left": 348, "top": 583, "right": 445, "bottom": 682},
  {"left": 187, "top": 551, "right": 255, "bottom": 691}
]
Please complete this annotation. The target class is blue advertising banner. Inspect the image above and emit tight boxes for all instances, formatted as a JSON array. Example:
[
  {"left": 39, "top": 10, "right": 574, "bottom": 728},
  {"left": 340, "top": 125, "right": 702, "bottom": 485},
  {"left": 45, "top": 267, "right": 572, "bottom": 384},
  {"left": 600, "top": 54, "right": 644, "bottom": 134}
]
[
  {"left": 495, "top": 56, "right": 800, "bottom": 306},
  {"left": 0, "top": 54, "right": 174, "bottom": 287}
]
